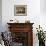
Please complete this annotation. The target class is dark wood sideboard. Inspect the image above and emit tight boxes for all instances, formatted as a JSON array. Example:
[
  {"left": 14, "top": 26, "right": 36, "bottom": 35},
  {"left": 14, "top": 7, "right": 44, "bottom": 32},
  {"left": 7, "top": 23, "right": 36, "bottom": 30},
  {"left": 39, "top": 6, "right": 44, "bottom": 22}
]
[{"left": 7, "top": 23, "right": 34, "bottom": 46}]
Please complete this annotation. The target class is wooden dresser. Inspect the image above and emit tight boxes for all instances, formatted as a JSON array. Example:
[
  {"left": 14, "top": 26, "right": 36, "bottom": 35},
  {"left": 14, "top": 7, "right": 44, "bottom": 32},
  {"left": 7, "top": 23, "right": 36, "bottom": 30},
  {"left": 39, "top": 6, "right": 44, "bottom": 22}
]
[{"left": 7, "top": 23, "right": 34, "bottom": 46}]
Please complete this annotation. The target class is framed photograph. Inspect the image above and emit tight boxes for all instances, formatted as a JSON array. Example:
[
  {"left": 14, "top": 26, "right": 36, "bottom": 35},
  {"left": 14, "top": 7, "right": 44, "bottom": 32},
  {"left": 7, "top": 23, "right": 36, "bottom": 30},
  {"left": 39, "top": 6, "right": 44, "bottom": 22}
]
[{"left": 14, "top": 5, "right": 27, "bottom": 16}]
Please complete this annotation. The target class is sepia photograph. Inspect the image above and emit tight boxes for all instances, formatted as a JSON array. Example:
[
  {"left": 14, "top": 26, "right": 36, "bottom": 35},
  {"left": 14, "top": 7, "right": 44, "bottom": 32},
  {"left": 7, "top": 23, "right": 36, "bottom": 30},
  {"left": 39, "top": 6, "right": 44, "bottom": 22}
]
[{"left": 14, "top": 5, "right": 27, "bottom": 16}]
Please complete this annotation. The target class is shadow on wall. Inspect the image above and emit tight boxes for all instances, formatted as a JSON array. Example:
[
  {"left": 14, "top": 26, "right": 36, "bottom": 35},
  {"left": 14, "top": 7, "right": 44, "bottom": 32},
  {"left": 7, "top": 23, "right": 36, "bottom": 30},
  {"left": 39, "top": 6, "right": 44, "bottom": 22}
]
[{"left": 0, "top": 0, "right": 2, "bottom": 32}]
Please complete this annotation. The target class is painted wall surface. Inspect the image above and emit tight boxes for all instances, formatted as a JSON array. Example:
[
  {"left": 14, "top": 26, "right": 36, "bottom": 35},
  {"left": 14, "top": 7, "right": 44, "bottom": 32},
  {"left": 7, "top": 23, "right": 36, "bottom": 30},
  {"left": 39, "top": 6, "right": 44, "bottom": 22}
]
[
  {"left": 2, "top": 0, "right": 46, "bottom": 46},
  {"left": 40, "top": 0, "right": 46, "bottom": 13},
  {"left": 0, "top": 0, "right": 2, "bottom": 32},
  {"left": 40, "top": 0, "right": 46, "bottom": 31},
  {"left": 2, "top": 0, "right": 40, "bottom": 31}
]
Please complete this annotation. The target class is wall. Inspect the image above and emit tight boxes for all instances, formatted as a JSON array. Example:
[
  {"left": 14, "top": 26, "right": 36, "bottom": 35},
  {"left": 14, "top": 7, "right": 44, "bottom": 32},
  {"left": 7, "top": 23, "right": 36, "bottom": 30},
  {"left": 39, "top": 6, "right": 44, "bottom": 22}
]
[
  {"left": 0, "top": 0, "right": 2, "bottom": 32},
  {"left": 2, "top": 0, "right": 40, "bottom": 46},
  {"left": 2, "top": 0, "right": 46, "bottom": 46},
  {"left": 40, "top": 0, "right": 46, "bottom": 13},
  {"left": 40, "top": 0, "right": 46, "bottom": 31},
  {"left": 2, "top": 0, "right": 40, "bottom": 30}
]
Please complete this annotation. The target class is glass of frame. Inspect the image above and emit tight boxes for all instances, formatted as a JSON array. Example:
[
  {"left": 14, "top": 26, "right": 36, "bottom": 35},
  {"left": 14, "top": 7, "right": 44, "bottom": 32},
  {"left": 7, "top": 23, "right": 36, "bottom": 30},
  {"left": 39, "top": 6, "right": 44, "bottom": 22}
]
[{"left": 14, "top": 5, "right": 27, "bottom": 16}]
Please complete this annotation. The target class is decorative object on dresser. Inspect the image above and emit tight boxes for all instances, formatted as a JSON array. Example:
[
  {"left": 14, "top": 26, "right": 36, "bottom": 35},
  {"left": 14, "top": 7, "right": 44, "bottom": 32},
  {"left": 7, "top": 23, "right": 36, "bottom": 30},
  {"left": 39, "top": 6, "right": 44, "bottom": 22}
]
[
  {"left": 8, "top": 19, "right": 19, "bottom": 23},
  {"left": 7, "top": 23, "right": 34, "bottom": 46}
]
